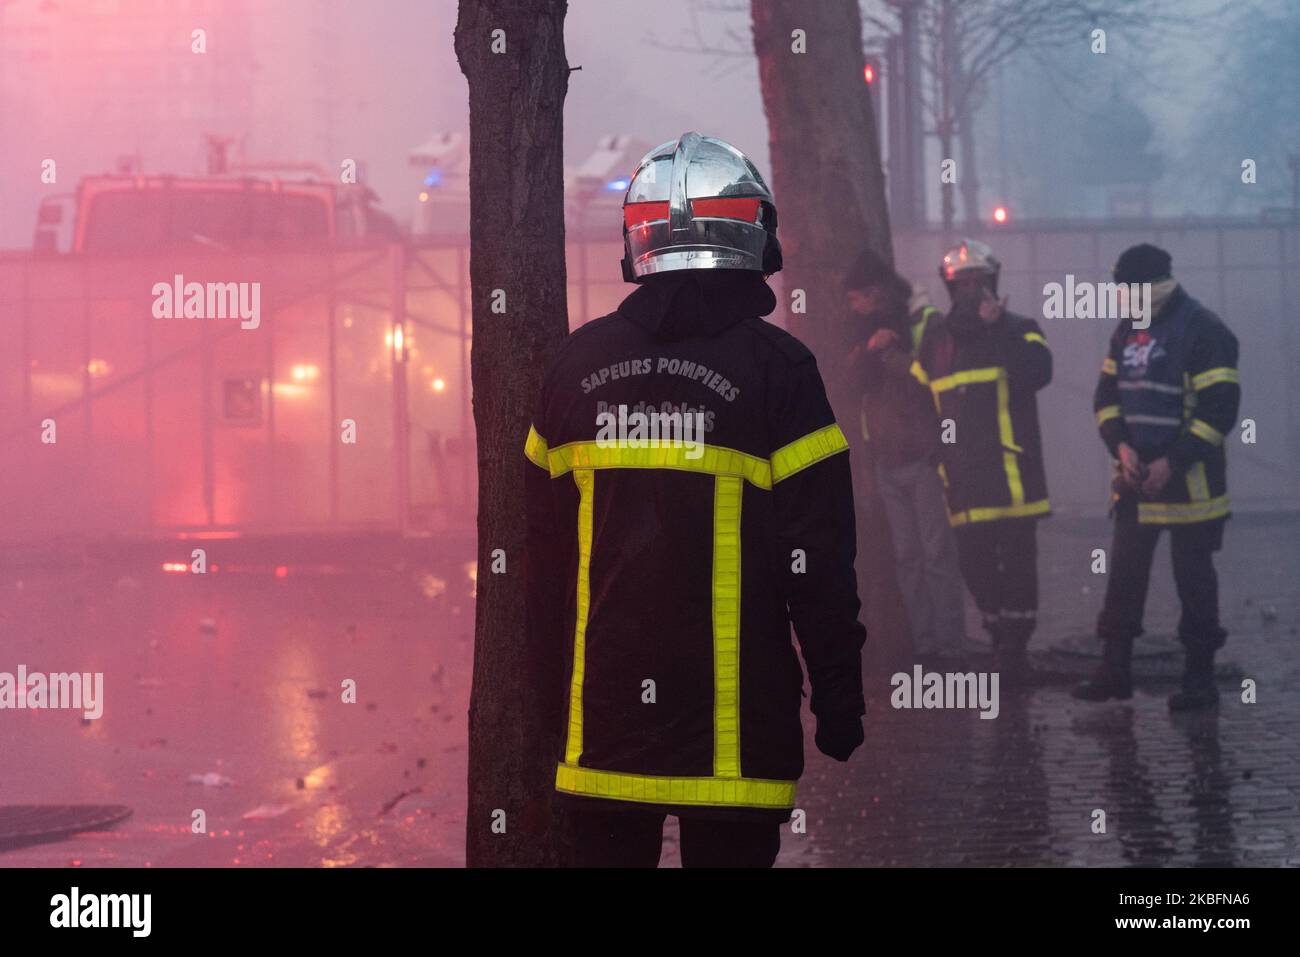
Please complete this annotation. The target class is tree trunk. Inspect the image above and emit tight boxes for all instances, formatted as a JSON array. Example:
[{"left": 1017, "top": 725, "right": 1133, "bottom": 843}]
[
  {"left": 750, "top": 0, "right": 909, "bottom": 675},
  {"left": 455, "top": 0, "right": 571, "bottom": 868},
  {"left": 750, "top": 0, "right": 892, "bottom": 376}
]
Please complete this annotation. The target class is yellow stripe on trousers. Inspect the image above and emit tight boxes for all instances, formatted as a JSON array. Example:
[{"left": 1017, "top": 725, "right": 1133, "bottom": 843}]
[
  {"left": 563, "top": 469, "right": 595, "bottom": 765},
  {"left": 712, "top": 475, "right": 742, "bottom": 778}
]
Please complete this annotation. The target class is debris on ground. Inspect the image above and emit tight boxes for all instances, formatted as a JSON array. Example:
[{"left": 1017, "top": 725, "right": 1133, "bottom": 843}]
[{"left": 187, "top": 772, "right": 234, "bottom": 788}]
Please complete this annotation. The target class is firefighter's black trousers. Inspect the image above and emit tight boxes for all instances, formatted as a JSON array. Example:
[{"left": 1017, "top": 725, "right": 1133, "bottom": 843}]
[
  {"left": 953, "top": 518, "right": 1039, "bottom": 644},
  {"left": 1097, "top": 516, "right": 1227, "bottom": 652},
  {"left": 569, "top": 807, "right": 781, "bottom": 868}
]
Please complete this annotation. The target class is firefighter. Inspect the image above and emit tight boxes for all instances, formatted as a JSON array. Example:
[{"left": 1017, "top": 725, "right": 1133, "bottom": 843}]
[
  {"left": 1073, "top": 244, "right": 1241, "bottom": 711},
  {"left": 843, "top": 249, "right": 966, "bottom": 667},
  {"left": 524, "top": 132, "right": 867, "bottom": 868},
  {"left": 916, "top": 238, "right": 1052, "bottom": 686}
]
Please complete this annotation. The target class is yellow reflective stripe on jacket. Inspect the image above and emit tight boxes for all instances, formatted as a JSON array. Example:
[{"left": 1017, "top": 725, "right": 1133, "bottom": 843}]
[
  {"left": 563, "top": 469, "right": 595, "bottom": 766},
  {"left": 997, "top": 373, "right": 1025, "bottom": 504},
  {"left": 929, "top": 365, "right": 1001, "bottom": 393},
  {"left": 525, "top": 424, "right": 550, "bottom": 470},
  {"left": 948, "top": 498, "right": 1051, "bottom": 526},
  {"left": 539, "top": 427, "right": 848, "bottom": 489},
  {"left": 1024, "top": 332, "right": 1047, "bottom": 346},
  {"left": 1189, "top": 419, "right": 1225, "bottom": 445},
  {"left": 1096, "top": 404, "right": 1122, "bottom": 426},
  {"left": 910, "top": 306, "right": 937, "bottom": 355},
  {"left": 1138, "top": 495, "right": 1231, "bottom": 525},
  {"left": 909, "top": 360, "right": 929, "bottom": 387},
  {"left": 927, "top": 365, "right": 1033, "bottom": 517},
  {"left": 1101, "top": 357, "right": 1118, "bottom": 376},
  {"left": 712, "top": 476, "right": 742, "bottom": 778},
  {"left": 545, "top": 427, "right": 845, "bottom": 803},
  {"left": 1191, "top": 367, "right": 1239, "bottom": 390},
  {"left": 1186, "top": 461, "right": 1211, "bottom": 502},
  {"left": 555, "top": 763, "right": 796, "bottom": 809},
  {"left": 545, "top": 439, "right": 774, "bottom": 488},
  {"left": 770, "top": 423, "right": 849, "bottom": 484}
]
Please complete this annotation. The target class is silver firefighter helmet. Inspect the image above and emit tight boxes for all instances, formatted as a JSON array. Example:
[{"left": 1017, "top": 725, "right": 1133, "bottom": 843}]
[
  {"left": 939, "top": 237, "right": 1001, "bottom": 293},
  {"left": 620, "top": 131, "right": 781, "bottom": 281}
]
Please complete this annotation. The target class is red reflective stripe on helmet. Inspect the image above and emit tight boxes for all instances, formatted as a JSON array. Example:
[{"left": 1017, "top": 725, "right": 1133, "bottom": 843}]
[
  {"left": 625, "top": 198, "right": 764, "bottom": 229},
  {"left": 690, "top": 197, "right": 762, "bottom": 222},
  {"left": 623, "top": 201, "right": 670, "bottom": 228}
]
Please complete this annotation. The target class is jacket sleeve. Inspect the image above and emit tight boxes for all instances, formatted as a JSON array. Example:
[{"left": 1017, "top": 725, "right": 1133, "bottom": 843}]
[
  {"left": 1166, "top": 319, "right": 1241, "bottom": 475},
  {"left": 1003, "top": 318, "right": 1053, "bottom": 394},
  {"left": 767, "top": 353, "right": 867, "bottom": 720},
  {"left": 523, "top": 385, "right": 574, "bottom": 753},
  {"left": 1094, "top": 328, "right": 1129, "bottom": 457}
]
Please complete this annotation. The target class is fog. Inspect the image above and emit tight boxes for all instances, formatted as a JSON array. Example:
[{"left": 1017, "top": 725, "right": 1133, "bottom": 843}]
[{"left": 3, "top": 0, "right": 1291, "bottom": 248}]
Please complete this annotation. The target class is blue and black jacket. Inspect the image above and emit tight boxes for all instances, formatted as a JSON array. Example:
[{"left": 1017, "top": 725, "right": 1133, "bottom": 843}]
[{"left": 1094, "top": 286, "right": 1240, "bottom": 525}]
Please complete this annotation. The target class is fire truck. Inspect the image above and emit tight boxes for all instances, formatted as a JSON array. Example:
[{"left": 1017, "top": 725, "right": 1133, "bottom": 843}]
[{"left": 0, "top": 156, "right": 473, "bottom": 545}]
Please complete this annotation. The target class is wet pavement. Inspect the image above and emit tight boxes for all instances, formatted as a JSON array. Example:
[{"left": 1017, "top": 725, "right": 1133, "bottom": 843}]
[
  {"left": 785, "top": 511, "right": 1300, "bottom": 867},
  {"left": 0, "top": 513, "right": 1296, "bottom": 868},
  {"left": 0, "top": 541, "right": 475, "bottom": 867}
]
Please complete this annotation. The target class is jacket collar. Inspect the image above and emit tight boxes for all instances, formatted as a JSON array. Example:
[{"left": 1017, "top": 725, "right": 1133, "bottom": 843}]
[{"left": 617, "top": 270, "right": 777, "bottom": 342}]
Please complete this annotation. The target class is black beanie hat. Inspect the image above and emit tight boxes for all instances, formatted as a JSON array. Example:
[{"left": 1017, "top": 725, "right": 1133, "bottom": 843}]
[{"left": 1113, "top": 243, "right": 1172, "bottom": 284}]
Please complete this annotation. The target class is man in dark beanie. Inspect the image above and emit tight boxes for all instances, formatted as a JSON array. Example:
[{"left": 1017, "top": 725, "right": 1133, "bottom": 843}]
[
  {"left": 1076, "top": 243, "right": 1241, "bottom": 711},
  {"left": 1114, "top": 242, "right": 1172, "bottom": 286},
  {"left": 843, "top": 249, "right": 966, "bottom": 667}
]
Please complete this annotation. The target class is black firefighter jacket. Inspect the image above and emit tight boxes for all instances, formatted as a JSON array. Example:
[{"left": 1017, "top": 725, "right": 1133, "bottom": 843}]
[
  {"left": 523, "top": 270, "right": 867, "bottom": 823},
  {"left": 915, "top": 309, "right": 1053, "bottom": 526},
  {"left": 1094, "top": 286, "right": 1240, "bottom": 525}
]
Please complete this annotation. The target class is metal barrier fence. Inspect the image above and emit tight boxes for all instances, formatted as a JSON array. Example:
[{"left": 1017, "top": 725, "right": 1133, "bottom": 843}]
[
  {"left": 2, "top": 220, "right": 1295, "bottom": 543},
  {"left": 0, "top": 243, "right": 475, "bottom": 542}
]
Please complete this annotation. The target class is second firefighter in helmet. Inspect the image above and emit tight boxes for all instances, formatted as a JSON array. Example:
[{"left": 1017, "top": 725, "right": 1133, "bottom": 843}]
[
  {"left": 526, "top": 132, "right": 866, "bottom": 867},
  {"left": 915, "top": 239, "right": 1053, "bottom": 685}
]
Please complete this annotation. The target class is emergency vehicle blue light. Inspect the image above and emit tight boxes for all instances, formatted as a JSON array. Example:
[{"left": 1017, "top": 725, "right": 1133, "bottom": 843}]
[
  {"left": 606, "top": 178, "right": 629, "bottom": 191},
  {"left": 424, "top": 168, "right": 443, "bottom": 187}
]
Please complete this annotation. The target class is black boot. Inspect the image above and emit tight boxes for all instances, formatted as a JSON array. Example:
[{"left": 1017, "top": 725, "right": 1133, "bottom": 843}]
[
  {"left": 1168, "top": 645, "right": 1219, "bottom": 711},
  {"left": 1072, "top": 635, "right": 1133, "bottom": 701}
]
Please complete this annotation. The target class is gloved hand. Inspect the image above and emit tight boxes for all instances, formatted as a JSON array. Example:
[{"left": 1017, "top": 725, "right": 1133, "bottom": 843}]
[{"left": 814, "top": 712, "right": 864, "bottom": 761}]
